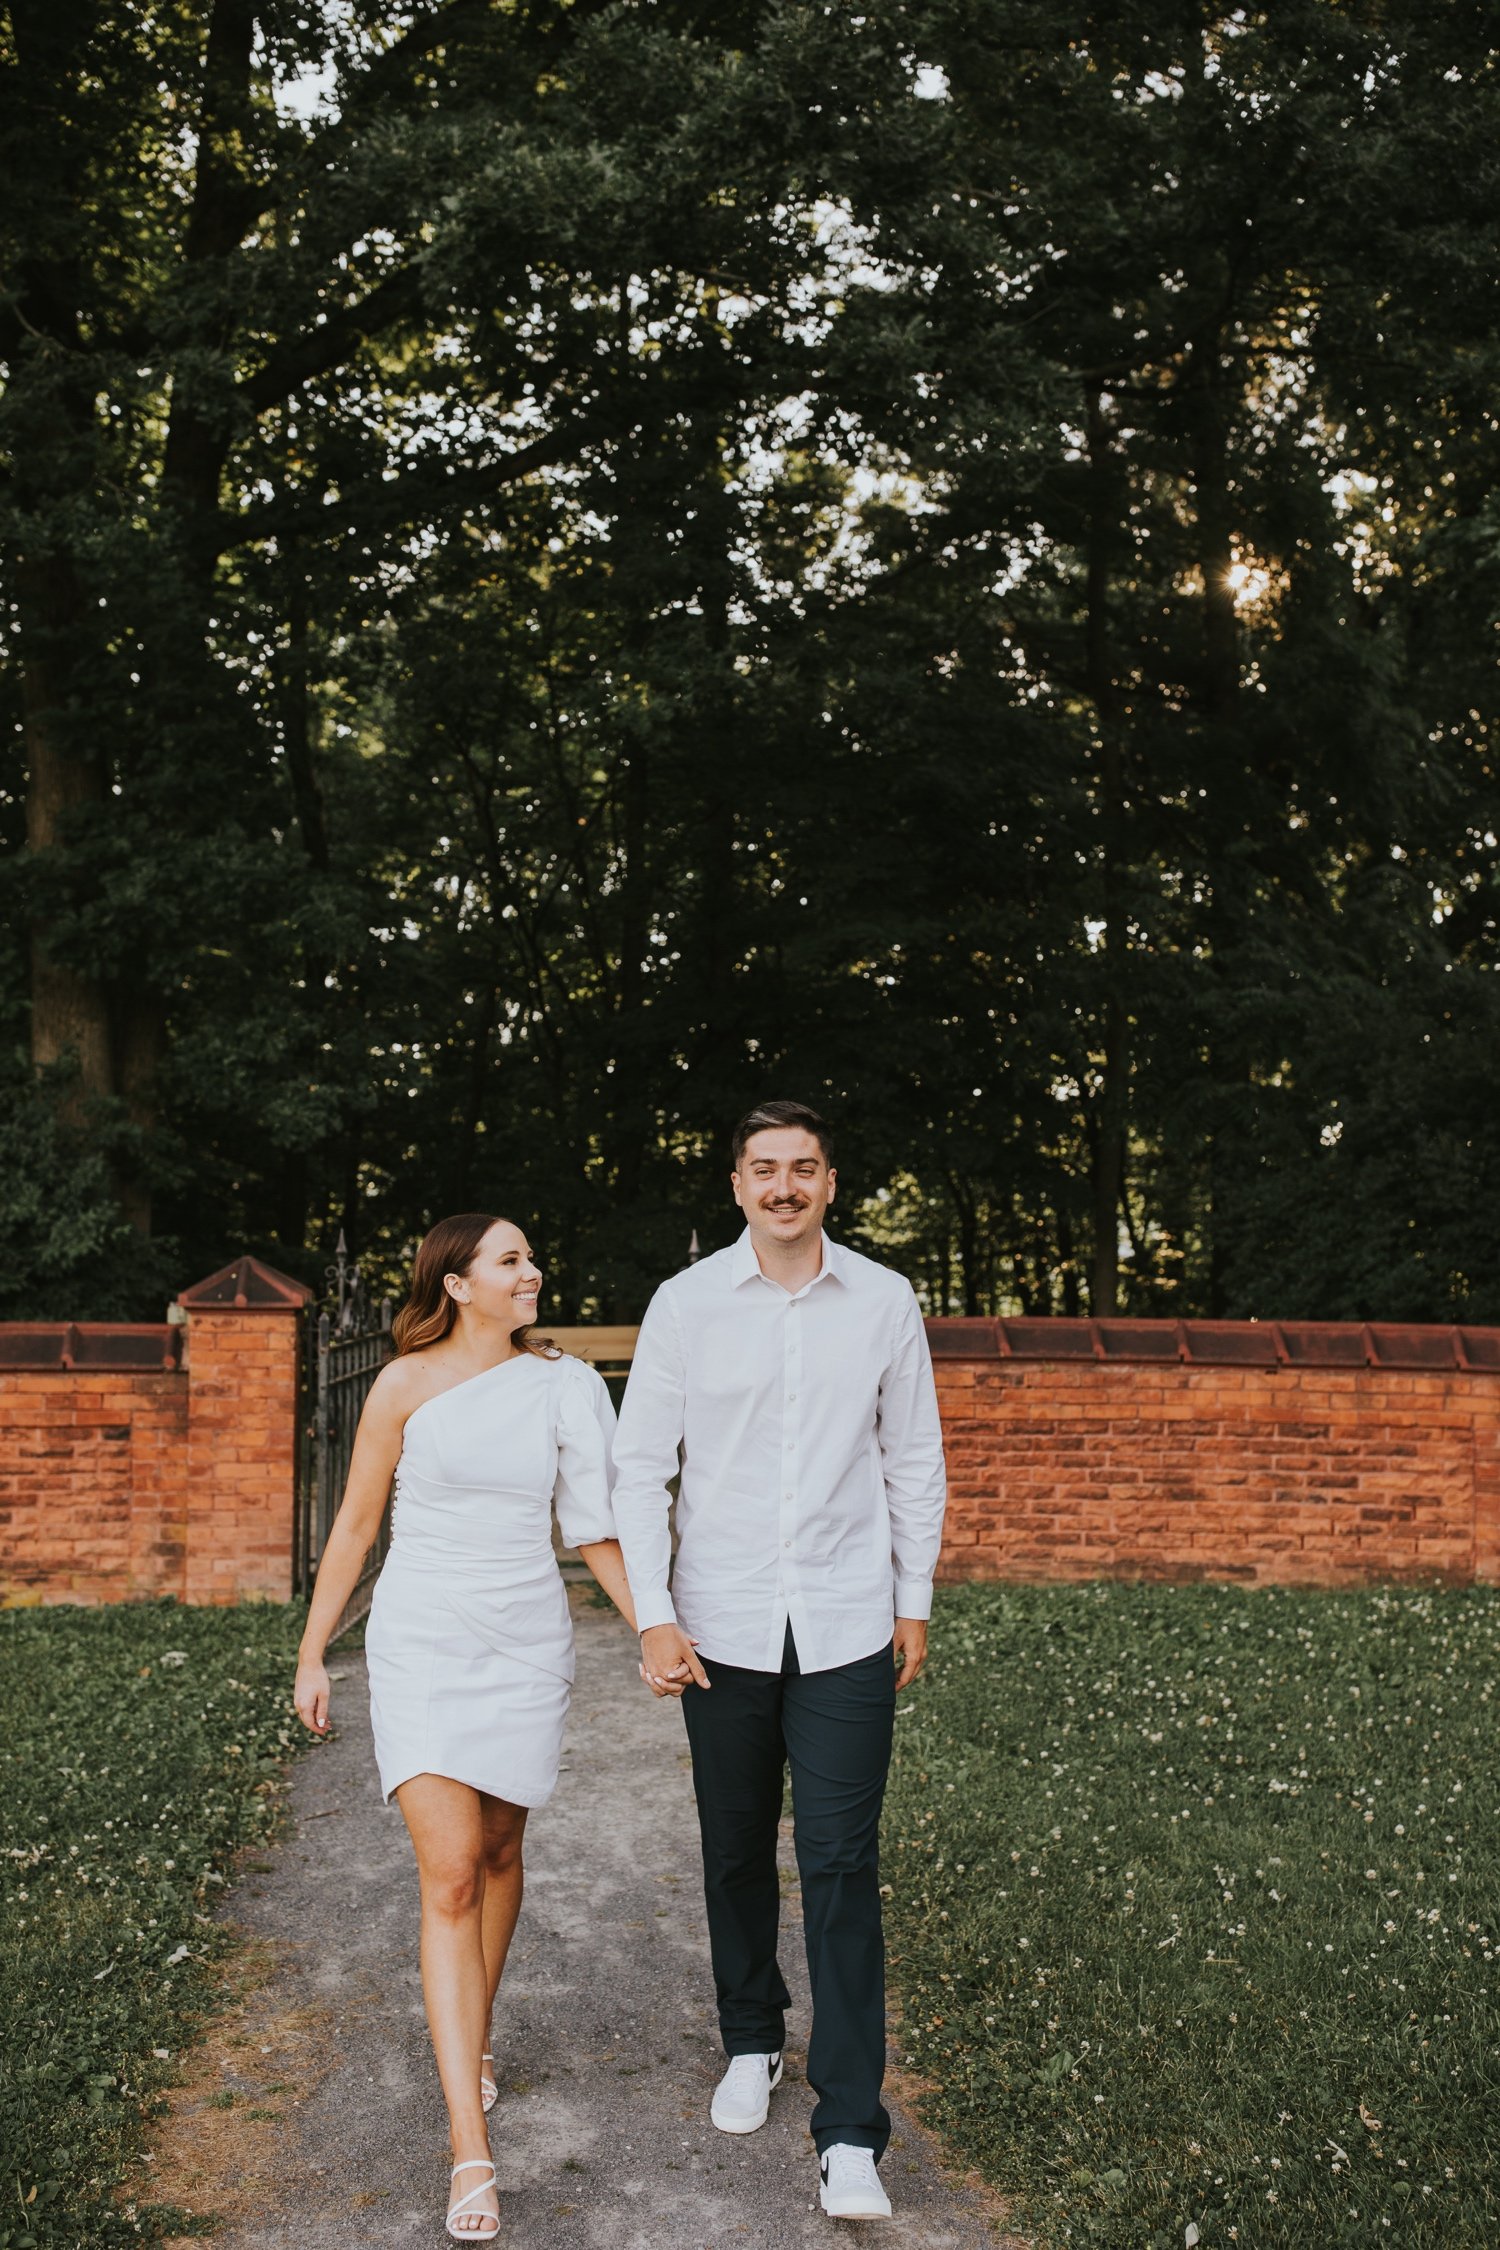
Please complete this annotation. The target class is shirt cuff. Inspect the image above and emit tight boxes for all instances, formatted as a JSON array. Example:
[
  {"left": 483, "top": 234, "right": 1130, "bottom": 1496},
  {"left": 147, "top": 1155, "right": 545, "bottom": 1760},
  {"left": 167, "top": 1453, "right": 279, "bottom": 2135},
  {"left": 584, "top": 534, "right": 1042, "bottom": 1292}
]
[
  {"left": 633, "top": 1588, "right": 679, "bottom": 1634},
  {"left": 893, "top": 1578, "right": 933, "bottom": 1621}
]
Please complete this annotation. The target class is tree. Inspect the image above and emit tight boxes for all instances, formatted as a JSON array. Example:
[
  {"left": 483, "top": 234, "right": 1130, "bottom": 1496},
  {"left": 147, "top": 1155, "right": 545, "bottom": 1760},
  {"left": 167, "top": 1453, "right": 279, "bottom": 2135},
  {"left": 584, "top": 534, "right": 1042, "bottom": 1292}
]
[{"left": 3, "top": 2, "right": 1496, "bottom": 1323}]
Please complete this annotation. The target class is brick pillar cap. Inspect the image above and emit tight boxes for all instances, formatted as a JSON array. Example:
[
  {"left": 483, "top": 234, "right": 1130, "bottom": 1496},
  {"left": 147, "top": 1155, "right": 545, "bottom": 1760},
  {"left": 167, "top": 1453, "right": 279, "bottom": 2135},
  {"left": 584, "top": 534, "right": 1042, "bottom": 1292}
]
[{"left": 178, "top": 1254, "right": 314, "bottom": 1313}]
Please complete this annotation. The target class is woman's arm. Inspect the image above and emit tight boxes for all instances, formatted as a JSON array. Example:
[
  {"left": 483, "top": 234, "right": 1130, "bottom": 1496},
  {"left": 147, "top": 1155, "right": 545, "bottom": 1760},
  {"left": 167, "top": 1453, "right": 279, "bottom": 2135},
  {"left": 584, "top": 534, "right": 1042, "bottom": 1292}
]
[
  {"left": 553, "top": 1361, "right": 634, "bottom": 1630},
  {"left": 575, "top": 1538, "right": 638, "bottom": 1631},
  {"left": 293, "top": 1365, "right": 410, "bottom": 1733}
]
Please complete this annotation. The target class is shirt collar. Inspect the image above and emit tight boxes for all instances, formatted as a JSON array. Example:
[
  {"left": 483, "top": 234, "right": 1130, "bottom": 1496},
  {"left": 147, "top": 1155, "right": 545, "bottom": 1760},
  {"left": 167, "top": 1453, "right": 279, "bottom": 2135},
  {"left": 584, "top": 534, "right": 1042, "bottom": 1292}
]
[{"left": 729, "top": 1227, "right": 848, "bottom": 1291}]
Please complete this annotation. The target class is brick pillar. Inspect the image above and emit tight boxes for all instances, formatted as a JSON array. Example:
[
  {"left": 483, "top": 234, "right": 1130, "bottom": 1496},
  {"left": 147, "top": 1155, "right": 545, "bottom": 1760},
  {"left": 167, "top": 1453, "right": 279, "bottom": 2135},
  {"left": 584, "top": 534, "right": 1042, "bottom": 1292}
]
[
  {"left": 178, "top": 1257, "right": 312, "bottom": 1605},
  {"left": 1475, "top": 1387, "right": 1500, "bottom": 1586}
]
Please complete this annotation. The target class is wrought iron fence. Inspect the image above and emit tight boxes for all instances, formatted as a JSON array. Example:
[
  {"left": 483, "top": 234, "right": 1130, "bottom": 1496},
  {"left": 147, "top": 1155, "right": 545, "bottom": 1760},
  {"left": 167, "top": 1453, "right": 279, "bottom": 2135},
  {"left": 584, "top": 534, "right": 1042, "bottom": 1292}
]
[
  {"left": 293, "top": 1228, "right": 696, "bottom": 1625},
  {"left": 295, "top": 1233, "right": 393, "bottom": 1637}
]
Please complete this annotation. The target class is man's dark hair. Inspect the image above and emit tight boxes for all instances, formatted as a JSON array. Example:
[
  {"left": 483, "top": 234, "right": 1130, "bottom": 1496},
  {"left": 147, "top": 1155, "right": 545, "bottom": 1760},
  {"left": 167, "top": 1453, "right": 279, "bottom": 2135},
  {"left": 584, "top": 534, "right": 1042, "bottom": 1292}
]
[{"left": 731, "top": 1100, "right": 834, "bottom": 1169}]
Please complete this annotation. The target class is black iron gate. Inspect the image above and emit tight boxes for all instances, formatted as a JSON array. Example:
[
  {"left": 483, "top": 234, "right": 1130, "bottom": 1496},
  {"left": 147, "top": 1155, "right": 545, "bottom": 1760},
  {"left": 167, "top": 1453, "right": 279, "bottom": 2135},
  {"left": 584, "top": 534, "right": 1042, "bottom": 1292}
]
[{"left": 295, "top": 1233, "right": 393, "bottom": 1638}]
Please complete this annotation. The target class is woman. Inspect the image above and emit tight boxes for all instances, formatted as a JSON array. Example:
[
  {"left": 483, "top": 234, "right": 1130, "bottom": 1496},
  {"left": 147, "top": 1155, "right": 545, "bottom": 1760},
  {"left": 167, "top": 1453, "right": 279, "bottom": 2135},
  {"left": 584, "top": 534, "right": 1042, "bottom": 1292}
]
[{"left": 293, "top": 1214, "right": 636, "bottom": 2242}]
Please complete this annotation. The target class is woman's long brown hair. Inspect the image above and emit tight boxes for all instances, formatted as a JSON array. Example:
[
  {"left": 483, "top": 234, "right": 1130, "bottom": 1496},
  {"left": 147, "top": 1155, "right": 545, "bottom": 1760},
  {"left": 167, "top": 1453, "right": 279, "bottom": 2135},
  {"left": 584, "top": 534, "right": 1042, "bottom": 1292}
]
[{"left": 391, "top": 1213, "right": 547, "bottom": 1357}]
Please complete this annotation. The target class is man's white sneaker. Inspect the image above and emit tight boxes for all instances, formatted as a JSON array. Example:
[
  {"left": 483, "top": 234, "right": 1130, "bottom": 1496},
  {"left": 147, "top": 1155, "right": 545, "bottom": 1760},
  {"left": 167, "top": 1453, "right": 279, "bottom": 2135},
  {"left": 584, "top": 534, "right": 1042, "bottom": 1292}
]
[
  {"left": 710, "top": 2050, "right": 783, "bottom": 2134},
  {"left": 818, "top": 2145, "right": 892, "bottom": 2220}
]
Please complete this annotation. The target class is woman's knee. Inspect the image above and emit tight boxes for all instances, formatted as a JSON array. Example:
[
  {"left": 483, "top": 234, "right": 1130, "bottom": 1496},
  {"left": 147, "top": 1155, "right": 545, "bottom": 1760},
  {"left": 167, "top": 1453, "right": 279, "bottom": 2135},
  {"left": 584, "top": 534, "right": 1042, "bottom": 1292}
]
[
  {"left": 420, "top": 1860, "right": 486, "bottom": 1920},
  {"left": 479, "top": 1799, "right": 528, "bottom": 1874},
  {"left": 481, "top": 1819, "right": 526, "bottom": 1880}
]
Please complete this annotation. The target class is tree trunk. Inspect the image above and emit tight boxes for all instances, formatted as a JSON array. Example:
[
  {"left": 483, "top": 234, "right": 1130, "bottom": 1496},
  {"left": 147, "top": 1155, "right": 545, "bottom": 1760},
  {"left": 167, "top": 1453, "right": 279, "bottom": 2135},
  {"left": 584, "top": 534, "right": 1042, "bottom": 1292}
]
[
  {"left": 935, "top": 1217, "right": 953, "bottom": 1318},
  {"left": 1185, "top": 333, "right": 1243, "bottom": 1314},
  {"left": 113, "top": 989, "right": 163, "bottom": 1232},
  {"left": 948, "top": 1169, "right": 981, "bottom": 1316},
  {"left": 602, "top": 730, "right": 652, "bottom": 1210},
  {"left": 21, "top": 550, "right": 114, "bottom": 1109},
  {"left": 1084, "top": 384, "right": 1127, "bottom": 1314},
  {"left": 1056, "top": 1196, "right": 1082, "bottom": 1318},
  {"left": 280, "top": 545, "right": 332, "bottom": 872},
  {"left": 1190, "top": 363, "right": 1241, "bottom": 725}
]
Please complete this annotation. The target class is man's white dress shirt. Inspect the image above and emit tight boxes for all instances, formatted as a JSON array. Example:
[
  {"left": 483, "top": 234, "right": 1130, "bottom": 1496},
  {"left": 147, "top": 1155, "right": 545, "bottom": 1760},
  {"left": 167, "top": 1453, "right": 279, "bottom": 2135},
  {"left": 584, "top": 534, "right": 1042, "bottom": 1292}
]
[{"left": 611, "top": 1229, "right": 948, "bottom": 1674}]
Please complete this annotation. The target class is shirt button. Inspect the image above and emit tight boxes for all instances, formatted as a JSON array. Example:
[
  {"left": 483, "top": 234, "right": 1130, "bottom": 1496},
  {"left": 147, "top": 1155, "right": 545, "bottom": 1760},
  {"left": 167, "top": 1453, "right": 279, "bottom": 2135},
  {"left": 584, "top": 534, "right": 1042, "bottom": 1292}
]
[
  {"left": 783, "top": 1539, "right": 791, "bottom": 1549},
  {"left": 788, "top": 1392, "right": 797, "bottom": 1401}
]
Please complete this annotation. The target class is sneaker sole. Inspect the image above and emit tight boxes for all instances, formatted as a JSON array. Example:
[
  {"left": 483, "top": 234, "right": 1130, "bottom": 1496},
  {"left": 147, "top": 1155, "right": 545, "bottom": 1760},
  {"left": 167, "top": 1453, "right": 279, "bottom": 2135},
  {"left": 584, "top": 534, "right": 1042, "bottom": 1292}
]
[
  {"left": 818, "top": 2196, "right": 892, "bottom": 2220},
  {"left": 711, "top": 2059, "right": 783, "bottom": 2135}
]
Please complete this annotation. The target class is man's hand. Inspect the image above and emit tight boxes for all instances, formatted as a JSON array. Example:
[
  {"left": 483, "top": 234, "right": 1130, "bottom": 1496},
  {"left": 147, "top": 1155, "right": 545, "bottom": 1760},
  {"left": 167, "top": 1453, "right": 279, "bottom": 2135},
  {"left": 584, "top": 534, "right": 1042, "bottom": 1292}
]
[
  {"left": 893, "top": 1618, "right": 928, "bottom": 1692},
  {"left": 639, "top": 1622, "right": 709, "bottom": 1697}
]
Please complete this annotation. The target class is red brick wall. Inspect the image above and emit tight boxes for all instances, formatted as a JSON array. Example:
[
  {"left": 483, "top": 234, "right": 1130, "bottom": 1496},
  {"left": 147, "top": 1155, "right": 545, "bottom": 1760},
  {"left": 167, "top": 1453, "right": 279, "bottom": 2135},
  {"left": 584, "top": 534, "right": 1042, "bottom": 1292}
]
[
  {"left": 0, "top": 1304, "right": 302, "bottom": 1608},
  {"left": 0, "top": 1371, "right": 189, "bottom": 1603},
  {"left": 7, "top": 1303, "right": 1499, "bottom": 1604},
  {"left": 934, "top": 1356, "right": 1500, "bottom": 1586}
]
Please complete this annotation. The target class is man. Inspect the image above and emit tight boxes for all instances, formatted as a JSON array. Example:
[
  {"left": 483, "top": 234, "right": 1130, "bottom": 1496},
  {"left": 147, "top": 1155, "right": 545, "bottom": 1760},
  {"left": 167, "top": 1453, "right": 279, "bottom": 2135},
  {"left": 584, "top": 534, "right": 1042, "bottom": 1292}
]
[{"left": 611, "top": 1099, "right": 947, "bottom": 2223}]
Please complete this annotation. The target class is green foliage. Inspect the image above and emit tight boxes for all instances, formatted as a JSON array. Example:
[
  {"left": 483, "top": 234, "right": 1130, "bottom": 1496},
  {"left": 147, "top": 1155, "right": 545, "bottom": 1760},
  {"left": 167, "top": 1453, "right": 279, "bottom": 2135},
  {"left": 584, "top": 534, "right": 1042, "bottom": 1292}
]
[
  {"left": 2, "top": 5, "right": 1496, "bottom": 1319},
  {"left": 0, "top": 1600, "right": 308, "bottom": 2249},
  {"left": 886, "top": 1582, "right": 1500, "bottom": 2245},
  {"left": 0, "top": 1066, "right": 179, "bottom": 1322}
]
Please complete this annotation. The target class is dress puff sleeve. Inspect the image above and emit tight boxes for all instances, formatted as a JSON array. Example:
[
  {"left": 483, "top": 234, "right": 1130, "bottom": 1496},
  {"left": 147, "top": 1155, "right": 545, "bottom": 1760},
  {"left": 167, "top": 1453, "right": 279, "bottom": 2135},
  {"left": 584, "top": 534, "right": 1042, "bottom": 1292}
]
[{"left": 552, "top": 1356, "right": 619, "bottom": 1548}]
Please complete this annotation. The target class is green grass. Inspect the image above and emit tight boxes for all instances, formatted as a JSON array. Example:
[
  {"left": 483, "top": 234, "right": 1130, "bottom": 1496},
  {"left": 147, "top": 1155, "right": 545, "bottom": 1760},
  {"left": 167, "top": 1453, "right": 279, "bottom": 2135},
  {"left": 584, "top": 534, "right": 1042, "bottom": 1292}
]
[
  {"left": 884, "top": 1582, "right": 1500, "bottom": 2248},
  {"left": 0, "top": 1600, "right": 308, "bottom": 2250}
]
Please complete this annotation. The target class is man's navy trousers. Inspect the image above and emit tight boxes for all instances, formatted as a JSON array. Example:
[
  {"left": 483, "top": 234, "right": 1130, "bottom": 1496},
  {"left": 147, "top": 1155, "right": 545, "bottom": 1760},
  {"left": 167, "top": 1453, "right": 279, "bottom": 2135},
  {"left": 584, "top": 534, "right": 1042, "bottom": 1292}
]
[{"left": 681, "top": 1623, "right": 896, "bottom": 2159}]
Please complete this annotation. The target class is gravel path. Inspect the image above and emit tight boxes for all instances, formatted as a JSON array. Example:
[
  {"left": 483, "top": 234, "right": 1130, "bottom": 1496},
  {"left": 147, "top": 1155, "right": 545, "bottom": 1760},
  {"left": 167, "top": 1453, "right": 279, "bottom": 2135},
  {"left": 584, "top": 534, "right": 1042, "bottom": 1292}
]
[{"left": 164, "top": 1598, "right": 1014, "bottom": 2249}]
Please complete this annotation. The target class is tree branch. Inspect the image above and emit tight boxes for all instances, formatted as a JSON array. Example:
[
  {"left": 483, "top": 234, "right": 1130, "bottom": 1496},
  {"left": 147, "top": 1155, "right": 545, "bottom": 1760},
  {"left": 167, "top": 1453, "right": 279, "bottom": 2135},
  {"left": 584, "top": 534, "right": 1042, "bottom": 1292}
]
[
  {"left": 218, "top": 420, "right": 591, "bottom": 555},
  {"left": 237, "top": 263, "right": 428, "bottom": 417}
]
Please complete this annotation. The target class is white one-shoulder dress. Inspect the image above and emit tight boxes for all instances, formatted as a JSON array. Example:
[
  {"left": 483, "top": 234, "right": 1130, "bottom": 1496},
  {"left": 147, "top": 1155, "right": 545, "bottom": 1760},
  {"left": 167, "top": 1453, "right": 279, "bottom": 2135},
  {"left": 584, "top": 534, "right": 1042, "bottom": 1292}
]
[{"left": 364, "top": 1351, "right": 617, "bottom": 1808}]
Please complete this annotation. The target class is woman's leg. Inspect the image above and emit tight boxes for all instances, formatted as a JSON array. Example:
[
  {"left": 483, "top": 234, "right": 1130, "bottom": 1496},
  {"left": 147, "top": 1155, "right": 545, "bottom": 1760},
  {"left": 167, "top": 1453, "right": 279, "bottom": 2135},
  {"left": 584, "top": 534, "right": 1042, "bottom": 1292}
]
[
  {"left": 395, "top": 1774, "right": 497, "bottom": 2236},
  {"left": 478, "top": 1796, "right": 529, "bottom": 2030}
]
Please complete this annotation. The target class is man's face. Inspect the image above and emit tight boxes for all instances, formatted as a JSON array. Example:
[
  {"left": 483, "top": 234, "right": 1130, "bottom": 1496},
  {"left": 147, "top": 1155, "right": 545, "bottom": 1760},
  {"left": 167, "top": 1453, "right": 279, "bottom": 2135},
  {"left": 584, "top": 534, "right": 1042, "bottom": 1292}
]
[{"left": 731, "top": 1127, "right": 836, "bottom": 1249}]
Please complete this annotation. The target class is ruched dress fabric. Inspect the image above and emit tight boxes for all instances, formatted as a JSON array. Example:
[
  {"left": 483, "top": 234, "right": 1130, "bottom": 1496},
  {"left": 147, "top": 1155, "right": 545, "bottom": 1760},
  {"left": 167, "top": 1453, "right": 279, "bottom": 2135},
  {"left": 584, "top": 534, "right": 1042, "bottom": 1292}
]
[{"left": 364, "top": 1352, "right": 617, "bottom": 1808}]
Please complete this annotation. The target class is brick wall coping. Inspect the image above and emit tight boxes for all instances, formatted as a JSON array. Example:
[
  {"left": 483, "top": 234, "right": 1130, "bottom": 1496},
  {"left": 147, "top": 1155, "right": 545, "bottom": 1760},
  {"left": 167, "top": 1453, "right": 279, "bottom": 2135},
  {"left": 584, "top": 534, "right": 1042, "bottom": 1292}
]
[
  {"left": 0, "top": 1256, "right": 312, "bottom": 1375},
  {"left": 926, "top": 1316, "right": 1500, "bottom": 1373},
  {"left": 4, "top": 1308, "right": 1494, "bottom": 1375},
  {"left": 177, "top": 1254, "right": 313, "bottom": 1312},
  {"left": 0, "top": 1323, "right": 181, "bottom": 1372}
]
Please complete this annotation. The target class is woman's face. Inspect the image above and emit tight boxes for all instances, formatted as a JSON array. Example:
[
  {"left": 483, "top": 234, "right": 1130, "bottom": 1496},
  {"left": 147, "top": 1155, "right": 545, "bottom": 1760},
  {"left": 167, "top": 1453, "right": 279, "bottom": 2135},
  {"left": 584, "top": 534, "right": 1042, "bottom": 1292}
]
[{"left": 445, "top": 1220, "right": 541, "bottom": 1335}]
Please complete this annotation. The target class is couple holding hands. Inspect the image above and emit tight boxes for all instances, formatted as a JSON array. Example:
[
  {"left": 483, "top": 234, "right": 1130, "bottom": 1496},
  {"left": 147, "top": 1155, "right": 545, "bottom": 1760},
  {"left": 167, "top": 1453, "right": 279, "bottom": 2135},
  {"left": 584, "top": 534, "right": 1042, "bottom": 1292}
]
[{"left": 293, "top": 1100, "right": 948, "bottom": 2238}]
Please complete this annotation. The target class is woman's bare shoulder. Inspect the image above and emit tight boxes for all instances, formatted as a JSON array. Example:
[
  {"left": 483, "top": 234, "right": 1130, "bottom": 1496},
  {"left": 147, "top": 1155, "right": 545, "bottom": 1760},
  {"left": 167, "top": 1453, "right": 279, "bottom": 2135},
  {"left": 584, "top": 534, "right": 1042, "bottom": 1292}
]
[{"left": 367, "top": 1349, "right": 453, "bottom": 1416}]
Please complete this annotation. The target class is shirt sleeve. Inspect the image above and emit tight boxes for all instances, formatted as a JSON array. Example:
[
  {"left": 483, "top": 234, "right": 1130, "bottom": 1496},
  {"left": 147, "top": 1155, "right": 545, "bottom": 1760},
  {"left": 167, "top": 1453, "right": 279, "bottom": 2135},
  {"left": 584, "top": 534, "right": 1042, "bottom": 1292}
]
[
  {"left": 610, "top": 1283, "right": 686, "bottom": 1633},
  {"left": 877, "top": 1287, "right": 948, "bottom": 1619},
  {"left": 552, "top": 1359, "right": 619, "bottom": 1549}
]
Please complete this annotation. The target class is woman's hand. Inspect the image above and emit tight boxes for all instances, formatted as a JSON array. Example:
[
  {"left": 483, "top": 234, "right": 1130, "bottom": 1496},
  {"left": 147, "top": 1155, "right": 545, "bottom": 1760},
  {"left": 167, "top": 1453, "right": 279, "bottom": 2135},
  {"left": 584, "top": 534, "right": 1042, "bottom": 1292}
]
[
  {"left": 294, "top": 1655, "right": 332, "bottom": 1734},
  {"left": 639, "top": 1622, "right": 708, "bottom": 1697}
]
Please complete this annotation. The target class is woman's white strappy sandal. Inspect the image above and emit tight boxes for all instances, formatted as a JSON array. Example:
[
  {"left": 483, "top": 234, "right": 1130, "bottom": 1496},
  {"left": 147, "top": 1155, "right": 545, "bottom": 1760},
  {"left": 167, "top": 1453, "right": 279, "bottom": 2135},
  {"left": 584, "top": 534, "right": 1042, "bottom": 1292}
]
[
  {"left": 446, "top": 2159, "right": 499, "bottom": 2240},
  {"left": 481, "top": 2052, "right": 498, "bottom": 2112}
]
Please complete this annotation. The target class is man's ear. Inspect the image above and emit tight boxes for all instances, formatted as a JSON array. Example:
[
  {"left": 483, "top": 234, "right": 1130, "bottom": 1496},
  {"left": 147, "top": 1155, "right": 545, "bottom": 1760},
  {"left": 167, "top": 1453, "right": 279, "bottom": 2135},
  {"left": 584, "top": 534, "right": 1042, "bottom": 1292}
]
[
  {"left": 730, "top": 1171, "right": 744, "bottom": 1209},
  {"left": 825, "top": 1167, "right": 837, "bottom": 1204}
]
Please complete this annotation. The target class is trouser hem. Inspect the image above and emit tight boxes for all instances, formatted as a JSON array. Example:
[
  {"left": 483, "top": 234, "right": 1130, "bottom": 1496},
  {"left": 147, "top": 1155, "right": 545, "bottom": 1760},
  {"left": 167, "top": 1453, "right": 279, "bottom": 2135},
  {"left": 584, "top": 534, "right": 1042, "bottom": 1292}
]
[{"left": 814, "top": 2126, "right": 884, "bottom": 2159}]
